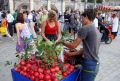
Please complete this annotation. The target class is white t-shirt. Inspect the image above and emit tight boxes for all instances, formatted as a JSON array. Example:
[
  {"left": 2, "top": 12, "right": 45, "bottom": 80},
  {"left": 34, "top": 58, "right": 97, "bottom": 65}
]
[
  {"left": 93, "top": 18, "right": 98, "bottom": 28},
  {"left": 101, "top": 13, "right": 105, "bottom": 17},
  {"left": 112, "top": 17, "right": 119, "bottom": 32},
  {"left": 28, "top": 13, "right": 33, "bottom": 22},
  {"left": 7, "top": 14, "right": 14, "bottom": 23},
  {"left": 107, "top": 16, "right": 112, "bottom": 22}
]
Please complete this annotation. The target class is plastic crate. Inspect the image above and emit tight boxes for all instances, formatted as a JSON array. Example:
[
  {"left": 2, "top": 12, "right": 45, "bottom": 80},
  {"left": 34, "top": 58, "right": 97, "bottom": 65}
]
[{"left": 11, "top": 67, "right": 82, "bottom": 81}]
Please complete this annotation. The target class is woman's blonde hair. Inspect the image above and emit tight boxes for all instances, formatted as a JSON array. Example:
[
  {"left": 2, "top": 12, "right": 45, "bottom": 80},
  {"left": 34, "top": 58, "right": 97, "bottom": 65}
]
[{"left": 48, "top": 10, "right": 58, "bottom": 22}]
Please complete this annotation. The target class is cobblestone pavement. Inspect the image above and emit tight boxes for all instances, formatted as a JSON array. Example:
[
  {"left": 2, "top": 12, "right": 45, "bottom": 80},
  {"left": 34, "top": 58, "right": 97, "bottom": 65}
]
[{"left": 0, "top": 33, "right": 120, "bottom": 81}]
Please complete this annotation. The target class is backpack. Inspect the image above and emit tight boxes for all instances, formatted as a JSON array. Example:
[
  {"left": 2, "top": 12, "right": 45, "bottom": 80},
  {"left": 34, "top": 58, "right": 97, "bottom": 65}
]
[{"left": 33, "top": 14, "right": 36, "bottom": 22}]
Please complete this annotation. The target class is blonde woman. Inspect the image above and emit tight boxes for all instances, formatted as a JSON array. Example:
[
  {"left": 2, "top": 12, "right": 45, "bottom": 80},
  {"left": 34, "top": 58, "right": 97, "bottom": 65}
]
[{"left": 41, "top": 10, "right": 61, "bottom": 43}]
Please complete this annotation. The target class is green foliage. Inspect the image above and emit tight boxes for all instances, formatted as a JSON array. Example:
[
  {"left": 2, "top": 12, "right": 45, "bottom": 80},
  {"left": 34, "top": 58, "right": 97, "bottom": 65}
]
[
  {"left": 36, "top": 40, "right": 63, "bottom": 69},
  {"left": 57, "top": 72, "right": 63, "bottom": 80},
  {"left": 97, "top": 0, "right": 102, "bottom": 3}
]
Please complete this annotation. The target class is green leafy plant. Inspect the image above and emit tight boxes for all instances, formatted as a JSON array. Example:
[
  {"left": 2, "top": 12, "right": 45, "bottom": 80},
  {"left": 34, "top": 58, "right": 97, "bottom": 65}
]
[{"left": 36, "top": 40, "right": 63, "bottom": 69}]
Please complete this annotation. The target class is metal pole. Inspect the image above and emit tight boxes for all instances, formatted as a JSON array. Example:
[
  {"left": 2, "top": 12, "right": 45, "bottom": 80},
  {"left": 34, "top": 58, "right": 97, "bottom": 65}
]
[
  {"left": 9, "top": 0, "right": 14, "bottom": 13},
  {"left": 30, "top": 0, "right": 34, "bottom": 11},
  {"left": 94, "top": 0, "right": 96, "bottom": 8},
  {"left": 61, "top": 0, "right": 66, "bottom": 14},
  {"left": 84, "top": 0, "right": 88, "bottom": 9},
  {"left": 47, "top": 0, "right": 51, "bottom": 10},
  {"left": 74, "top": 0, "right": 78, "bottom": 10}
]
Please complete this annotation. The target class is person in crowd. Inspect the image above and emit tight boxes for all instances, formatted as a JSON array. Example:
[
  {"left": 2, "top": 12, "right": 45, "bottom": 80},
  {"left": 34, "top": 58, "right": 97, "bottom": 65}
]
[
  {"left": 62, "top": 9, "right": 101, "bottom": 81},
  {"left": 28, "top": 11, "right": 37, "bottom": 38},
  {"left": 36, "top": 9, "right": 42, "bottom": 28},
  {"left": 69, "top": 10, "right": 79, "bottom": 35},
  {"left": 32, "top": 10, "right": 39, "bottom": 33},
  {"left": 107, "top": 13, "right": 112, "bottom": 23},
  {"left": 0, "top": 9, "right": 3, "bottom": 26},
  {"left": 16, "top": 13, "right": 37, "bottom": 58},
  {"left": 0, "top": 13, "right": 12, "bottom": 38},
  {"left": 59, "top": 14, "right": 64, "bottom": 33},
  {"left": 23, "top": 11, "right": 30, "bottom": 24},
  {"left": 98, "top": 13, "right": 104, "bottom": 32},
  {"left": 64, "top": 10, "right": 71, "bottom": 32},
  {"left": 7, "top": 11, "right": 14, "bottom": 37},
  {"left": 39, "top": 9, "right": 48, "bottom": 26},
  {"left": 32, "top": 10, "right": 37, "bottom": 23},
  {"left": 41, "top": 10, "right": 61, "bottom": 43},
  {"left": 111, "top": 13, "right": 119, "bottom": 38},
  {"left": 101, "top": 13, "right": 105, "bottom": 22},
  {"left": 94, "top": 13, "right": 98, "bottom": 29},
  {"left": 13, "top": 10, "right": 18, "bottom": 33},
  {"left": 97, "top": 13, "right": 109, "bottom": 42},
  {"left": 75, "top": 10, "right": 82, "bottom": 29}
]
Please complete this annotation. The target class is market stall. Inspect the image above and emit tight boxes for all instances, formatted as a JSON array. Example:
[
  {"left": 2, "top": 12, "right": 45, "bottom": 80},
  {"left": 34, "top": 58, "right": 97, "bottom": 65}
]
[{"left": 11, "top": 38, "right": 82, "bottom": 81}]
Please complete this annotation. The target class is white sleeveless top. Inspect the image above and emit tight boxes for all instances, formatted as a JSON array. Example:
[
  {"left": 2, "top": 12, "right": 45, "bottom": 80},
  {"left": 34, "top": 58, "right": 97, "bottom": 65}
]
[{"left": 20, "top": 23, "right": 32, "bottom": 39}]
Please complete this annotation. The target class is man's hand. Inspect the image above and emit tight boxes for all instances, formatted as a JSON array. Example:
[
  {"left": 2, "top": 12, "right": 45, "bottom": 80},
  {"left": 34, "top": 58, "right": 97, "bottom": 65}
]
[{"left": 64, "top": 48, "right": 84, "bottom": 57}]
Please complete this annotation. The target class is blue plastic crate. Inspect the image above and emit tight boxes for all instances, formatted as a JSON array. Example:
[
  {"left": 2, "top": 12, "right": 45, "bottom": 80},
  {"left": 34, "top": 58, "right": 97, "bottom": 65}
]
[{"left": 11, "top": 67, "right": 82, "bottom": 81}]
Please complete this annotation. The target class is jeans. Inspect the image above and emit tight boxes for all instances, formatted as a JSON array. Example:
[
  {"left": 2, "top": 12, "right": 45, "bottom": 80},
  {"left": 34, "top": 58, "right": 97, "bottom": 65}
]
[
  {"left": 64, "top": 22, "right": 70, "bottom": 32},
  {"left": 78, "top": 59, "right": 99, "bottom": 81}
]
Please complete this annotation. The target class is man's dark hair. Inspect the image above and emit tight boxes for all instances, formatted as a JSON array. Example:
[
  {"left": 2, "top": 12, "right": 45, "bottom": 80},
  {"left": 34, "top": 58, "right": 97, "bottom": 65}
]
[
  {"left": 98, "top": 13, "right": 101, "bottom": 16},
  {"left": 7, "top": 11, "right": 10, "bottom": 13},
  {"left": 16, "top": 13, "right": 24, "bottom": 23},
  {"left": 2, "top": 13, "right": 6, "bottom": 18},
  {"left": 82, "top": 9, "right": 96, "bottom": 21}
]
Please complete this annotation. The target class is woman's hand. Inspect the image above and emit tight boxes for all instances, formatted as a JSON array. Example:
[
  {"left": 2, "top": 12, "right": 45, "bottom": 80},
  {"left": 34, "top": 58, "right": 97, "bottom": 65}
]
[{"left": 55, "top": 40, "right": 60, "bottom": 44}]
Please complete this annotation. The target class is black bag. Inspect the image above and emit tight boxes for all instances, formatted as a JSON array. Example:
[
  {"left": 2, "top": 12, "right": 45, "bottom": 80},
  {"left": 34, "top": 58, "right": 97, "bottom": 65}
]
[{"left": 33, "top": 14, "right": 36, "bottom": 22}]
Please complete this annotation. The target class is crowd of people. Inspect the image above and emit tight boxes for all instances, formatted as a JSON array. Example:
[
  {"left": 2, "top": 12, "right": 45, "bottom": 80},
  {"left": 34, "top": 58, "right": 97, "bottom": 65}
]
[{"left": 94, "top": 12, "right": 119, "bottom": 42}]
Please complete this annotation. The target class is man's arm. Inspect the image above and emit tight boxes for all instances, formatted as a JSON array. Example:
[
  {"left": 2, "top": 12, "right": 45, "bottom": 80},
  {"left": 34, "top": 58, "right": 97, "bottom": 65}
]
[
  {"left": 63, "top": 37, "right": 82, "bottom": 49},
  {"left": 65, "top": 48, "right": 84, "bottom": 56}
]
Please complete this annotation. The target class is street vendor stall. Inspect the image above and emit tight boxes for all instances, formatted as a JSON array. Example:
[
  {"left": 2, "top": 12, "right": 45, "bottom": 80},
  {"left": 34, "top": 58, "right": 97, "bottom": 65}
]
[{"left": 11, "top": 39, "right": 82, "bottom": 81}]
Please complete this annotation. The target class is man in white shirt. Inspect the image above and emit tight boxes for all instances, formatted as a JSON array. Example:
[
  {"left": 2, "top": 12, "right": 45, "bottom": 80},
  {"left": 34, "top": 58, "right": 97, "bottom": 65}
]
[
  {"left": 28, "top": 11, "right": 37, "bottom": 38},
  {"left": 112, "top": 14, "right": 119, "bottom": 38},
  {"left": 7, "top": 11, "right": 14, "bottom": 37},
  {"left": 94, "top": 18, "right": 98, "bottom": 28}
]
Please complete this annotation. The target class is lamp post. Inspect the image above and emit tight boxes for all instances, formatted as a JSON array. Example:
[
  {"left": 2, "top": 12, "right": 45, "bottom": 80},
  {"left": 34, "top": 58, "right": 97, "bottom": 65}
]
[
  {"left": 47, "top": 0, "right": 51, "bottom": 10},
  {"left": 94, "top": 0, "right": 96, "bottom": 8},
  {"left": 84, "top": 0, "right": 88, "bottom": 9},
  {"left": 30, "top": 0, "right": 34, "bottom": 11},
  {"left": 9, "top": 0, "right": 14, "bottom": 13},
  {"left": 61, "top": 0, "right": 66, "bottom": 14},
  {"left": 74, "top": 0, "right": 78, "bottom": 10}
]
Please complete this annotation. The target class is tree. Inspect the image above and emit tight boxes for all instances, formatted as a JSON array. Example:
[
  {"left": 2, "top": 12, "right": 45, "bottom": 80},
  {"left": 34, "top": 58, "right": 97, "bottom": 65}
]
[
  {"left": 81, "top": 0, "right": 103, "bottom": 3},
  {"left": 97, "top": 0, "right": 102, "bottom": 3},
  {"left": 88, "top": 0, "right": 94, "bottom": 3}
]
